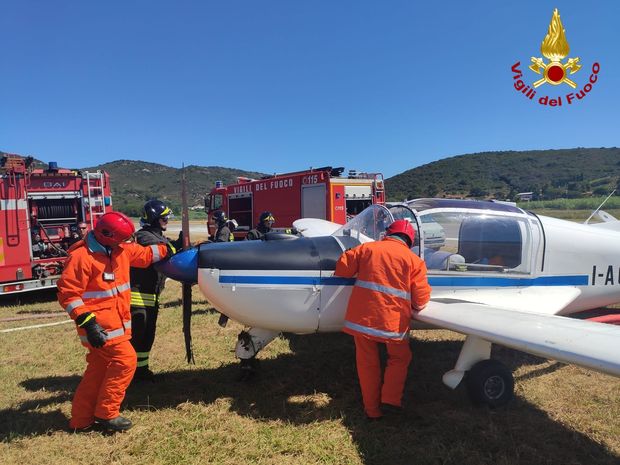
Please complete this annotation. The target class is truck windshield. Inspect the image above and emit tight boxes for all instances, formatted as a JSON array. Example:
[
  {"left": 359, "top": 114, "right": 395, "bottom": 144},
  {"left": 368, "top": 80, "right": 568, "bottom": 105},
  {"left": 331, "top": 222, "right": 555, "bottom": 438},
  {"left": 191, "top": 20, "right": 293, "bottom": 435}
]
[{"left": 209, "top": 194, "right": 223, "bottom": 212}]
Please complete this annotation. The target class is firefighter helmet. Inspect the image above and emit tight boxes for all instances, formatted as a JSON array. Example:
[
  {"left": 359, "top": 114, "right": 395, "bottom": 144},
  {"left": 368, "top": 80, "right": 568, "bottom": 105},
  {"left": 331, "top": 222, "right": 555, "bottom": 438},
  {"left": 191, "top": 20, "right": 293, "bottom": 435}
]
[
  {"left": 259, "top": 211, "right": 275, "bottom": 225},
  {"left": 94, "top": 212, "right": 135, "bottom": 247},
  {"left": 213, "top": 210, "right": 228, "bottom": 226},
  {"left": 386, "top": 219, "right": 415, "bottom": 247},
  {"left": 142, "top": 200, "right": 172, "bottom": 226}
]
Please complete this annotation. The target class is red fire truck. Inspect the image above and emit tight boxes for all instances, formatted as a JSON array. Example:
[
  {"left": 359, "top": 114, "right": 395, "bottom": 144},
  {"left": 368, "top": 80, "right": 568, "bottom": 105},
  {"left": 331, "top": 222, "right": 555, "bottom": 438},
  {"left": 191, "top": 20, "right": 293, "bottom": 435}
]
[
  {"left": 205, "top": 167, "right": 385, "bottom": 239},
  {"left": 0, "top": 153, "right": 112, "bottom": 295}
]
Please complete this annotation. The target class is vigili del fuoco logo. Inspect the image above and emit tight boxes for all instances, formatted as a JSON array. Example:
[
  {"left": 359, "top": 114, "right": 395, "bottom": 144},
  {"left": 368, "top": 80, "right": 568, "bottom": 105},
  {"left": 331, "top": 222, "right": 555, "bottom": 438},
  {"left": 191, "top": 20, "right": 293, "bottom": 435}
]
[{"left": 511, "top": 8, "right": 600, "bottom": 107}]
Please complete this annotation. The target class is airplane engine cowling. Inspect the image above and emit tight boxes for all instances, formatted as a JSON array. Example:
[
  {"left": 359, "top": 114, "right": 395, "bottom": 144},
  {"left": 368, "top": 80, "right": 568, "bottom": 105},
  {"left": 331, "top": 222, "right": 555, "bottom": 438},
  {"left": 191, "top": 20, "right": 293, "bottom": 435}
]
[
  {"left": 197, "top": 235, "right": 360, "bottom": 271},
  {"left": 196, "top": 235, "right": 360, "bottom": 333},
  {"left": 154, "top": 247, "right": 198, "bottom": 283}
]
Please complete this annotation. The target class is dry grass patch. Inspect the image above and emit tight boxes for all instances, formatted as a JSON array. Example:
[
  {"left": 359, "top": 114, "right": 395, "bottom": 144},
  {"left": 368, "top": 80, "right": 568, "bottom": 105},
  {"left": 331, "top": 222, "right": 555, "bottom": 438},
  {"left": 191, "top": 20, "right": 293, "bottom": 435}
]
[{"left": 1, "top": 281, "right": 619, "bottom": 464}]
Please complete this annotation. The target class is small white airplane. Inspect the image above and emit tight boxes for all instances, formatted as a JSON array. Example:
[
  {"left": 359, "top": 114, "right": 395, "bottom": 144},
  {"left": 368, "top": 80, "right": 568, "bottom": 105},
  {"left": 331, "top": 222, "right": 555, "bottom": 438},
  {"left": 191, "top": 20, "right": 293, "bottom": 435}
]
[{"left": 158, "top": 199, "right": 620, "bottom": 407}]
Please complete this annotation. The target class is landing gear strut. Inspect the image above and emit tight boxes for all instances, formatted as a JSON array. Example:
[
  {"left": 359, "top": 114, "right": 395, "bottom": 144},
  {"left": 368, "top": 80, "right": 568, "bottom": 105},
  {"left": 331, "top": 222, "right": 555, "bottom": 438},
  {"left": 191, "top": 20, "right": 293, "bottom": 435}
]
[
  {"left": 442, "top": 335, "right": 515, "bottom": 408},
  {"left": 234, "top": 328, "right": 279, "bottom": 382}
]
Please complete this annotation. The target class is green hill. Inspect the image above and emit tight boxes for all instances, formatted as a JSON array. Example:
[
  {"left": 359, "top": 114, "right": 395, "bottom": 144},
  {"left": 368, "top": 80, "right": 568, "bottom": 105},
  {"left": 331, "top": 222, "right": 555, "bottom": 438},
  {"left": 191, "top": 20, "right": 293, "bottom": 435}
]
[
  {"left": 385, "top": 148, "right": 620, "bottom": 201},
  {"left": 6, "top": 148, "right": 620, "bottom": 213}
]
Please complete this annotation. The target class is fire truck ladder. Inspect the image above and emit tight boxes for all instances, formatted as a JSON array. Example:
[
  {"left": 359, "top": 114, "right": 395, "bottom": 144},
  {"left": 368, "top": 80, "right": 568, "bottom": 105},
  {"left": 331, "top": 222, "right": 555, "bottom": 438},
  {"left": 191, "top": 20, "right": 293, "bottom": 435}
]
[
  {"left": 1, "top": 155, "right": 30, "bottom": 246},
  {"left": 372, "top": 173, "right": 384, "bottom": 199},
  {"left": 84, "top": 171, "right": 107, "bottom": 227}
]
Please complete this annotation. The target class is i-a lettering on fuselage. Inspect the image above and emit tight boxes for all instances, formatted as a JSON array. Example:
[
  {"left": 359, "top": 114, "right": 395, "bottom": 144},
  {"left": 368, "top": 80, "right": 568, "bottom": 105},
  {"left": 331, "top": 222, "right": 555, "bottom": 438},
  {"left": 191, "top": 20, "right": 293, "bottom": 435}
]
[{"left": 592, "top": 265, "right": 620, "bottom": 285}]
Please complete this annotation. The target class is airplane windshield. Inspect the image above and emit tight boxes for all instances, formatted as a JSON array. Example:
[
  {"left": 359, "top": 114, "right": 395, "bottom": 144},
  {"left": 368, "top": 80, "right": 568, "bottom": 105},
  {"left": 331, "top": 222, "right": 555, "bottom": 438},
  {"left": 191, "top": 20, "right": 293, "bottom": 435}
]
[{"left": 332, "top": 205, "right": 395, "bottom": 243}]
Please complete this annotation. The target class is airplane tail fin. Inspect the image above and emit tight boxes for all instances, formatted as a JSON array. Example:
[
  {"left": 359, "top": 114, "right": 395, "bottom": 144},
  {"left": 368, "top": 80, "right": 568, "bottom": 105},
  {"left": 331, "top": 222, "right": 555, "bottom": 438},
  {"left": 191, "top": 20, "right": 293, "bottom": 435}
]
[
  {"left": 587, "top": 211, "right": 620, "bottom": 232},
  {"left": 584, "top": 190, "right": 616, "bottom": 225}
]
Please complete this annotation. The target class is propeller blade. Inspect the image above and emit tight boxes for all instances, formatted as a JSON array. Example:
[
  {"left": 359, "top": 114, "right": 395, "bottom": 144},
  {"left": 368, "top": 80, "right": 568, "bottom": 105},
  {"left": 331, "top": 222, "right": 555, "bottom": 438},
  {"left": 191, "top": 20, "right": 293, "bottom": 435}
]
[{"left": 181, "top": 164, "right": 195, "bottom": 364}]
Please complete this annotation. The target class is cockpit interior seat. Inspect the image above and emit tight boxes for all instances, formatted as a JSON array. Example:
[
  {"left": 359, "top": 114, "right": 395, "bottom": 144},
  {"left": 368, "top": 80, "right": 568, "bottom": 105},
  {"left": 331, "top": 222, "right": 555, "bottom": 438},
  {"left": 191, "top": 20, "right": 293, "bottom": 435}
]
[{"left": 457, "top": 217, "right": 522, "bottom": 269}]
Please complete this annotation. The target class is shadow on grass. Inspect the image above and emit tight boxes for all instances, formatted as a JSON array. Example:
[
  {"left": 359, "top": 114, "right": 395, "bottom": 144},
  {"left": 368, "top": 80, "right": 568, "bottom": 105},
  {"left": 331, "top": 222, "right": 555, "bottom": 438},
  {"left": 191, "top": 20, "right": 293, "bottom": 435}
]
[
  {"left": 7, "top": 334, "right": 618, "bottom": 465},
  {"left": 0, "top": 288, "right": 58, "bottom": 308}
]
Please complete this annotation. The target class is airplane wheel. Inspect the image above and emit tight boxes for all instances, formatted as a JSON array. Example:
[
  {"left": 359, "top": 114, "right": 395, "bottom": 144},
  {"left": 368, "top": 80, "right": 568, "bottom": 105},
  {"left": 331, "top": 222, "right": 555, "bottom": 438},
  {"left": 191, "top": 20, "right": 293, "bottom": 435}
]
[{"left": 465, "top": 359, "right": 514, "bottom": 408}]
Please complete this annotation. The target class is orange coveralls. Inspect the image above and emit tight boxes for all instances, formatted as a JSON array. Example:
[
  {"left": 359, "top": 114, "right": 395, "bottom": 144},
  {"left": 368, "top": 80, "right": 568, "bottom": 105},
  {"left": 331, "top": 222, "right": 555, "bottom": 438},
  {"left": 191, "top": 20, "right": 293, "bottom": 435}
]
[
  {"left": 335, "top": 236, "right": 431, "bottom": 418},
  {"left": 57, "top": 234, "right": 168, "bottom": 429}
]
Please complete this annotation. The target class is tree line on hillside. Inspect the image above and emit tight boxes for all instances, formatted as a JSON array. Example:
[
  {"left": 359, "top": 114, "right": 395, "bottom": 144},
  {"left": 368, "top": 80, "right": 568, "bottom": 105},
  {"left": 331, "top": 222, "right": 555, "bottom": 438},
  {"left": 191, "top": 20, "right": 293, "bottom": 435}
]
[{"left": 385, "top": 148, "right": 620, "bottom": 202}]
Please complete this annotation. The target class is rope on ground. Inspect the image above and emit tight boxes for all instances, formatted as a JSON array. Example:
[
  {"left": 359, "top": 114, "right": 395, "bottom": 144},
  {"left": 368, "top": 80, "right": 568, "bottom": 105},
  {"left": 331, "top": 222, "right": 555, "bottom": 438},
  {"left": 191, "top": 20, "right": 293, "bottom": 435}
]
[
  {"left": 0, "top": 312, "right": 65, "bottom": 323},
  {"left": 0, "top": 319, "right": 73, "bottom": 333}
]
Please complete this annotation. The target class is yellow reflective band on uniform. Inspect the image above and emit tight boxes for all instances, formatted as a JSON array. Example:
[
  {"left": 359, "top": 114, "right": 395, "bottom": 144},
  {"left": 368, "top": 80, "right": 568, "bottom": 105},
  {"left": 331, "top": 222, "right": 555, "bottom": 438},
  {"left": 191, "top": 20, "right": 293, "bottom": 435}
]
[
  {"left": 136, "top": 359, "right": 150, "bottom": 367},
  {"left": 136, "top": 351, "right": 150, "bottom": 358},
  {"left": 130, "top": 291, "right": 157, "bottom": 307},
  {"left": 77, "top": 313, "right": 95, "bottom": 327},
  {"left": 169, "top": 243, "right": 177, "bottom": 254}
]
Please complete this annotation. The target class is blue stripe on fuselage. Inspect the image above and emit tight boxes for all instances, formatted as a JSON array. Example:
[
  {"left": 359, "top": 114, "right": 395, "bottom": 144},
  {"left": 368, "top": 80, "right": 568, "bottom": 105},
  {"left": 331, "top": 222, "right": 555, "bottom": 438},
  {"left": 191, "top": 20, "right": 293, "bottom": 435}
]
[
  {"left": 427, "top": 275, "right": 589, "bottom": 287},
  {"left": 217, "top": 275, "right": 588, "bottom": 287},
  {"left": 218, "top": 276, "right": 355, "bottom": 285}
]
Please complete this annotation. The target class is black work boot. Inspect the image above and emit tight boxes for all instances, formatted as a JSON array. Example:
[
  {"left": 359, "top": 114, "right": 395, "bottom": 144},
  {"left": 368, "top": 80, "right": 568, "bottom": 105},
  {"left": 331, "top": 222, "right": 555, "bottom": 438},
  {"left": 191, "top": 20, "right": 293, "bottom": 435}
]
[
  {"left": 133, "top": 366, "right": 156, "bottom": 382},
  {"left": 380, "top": 403, "right": 404, "bottom": 416},
  {"left": 94, "top": 416, "right": 133, "bottom": 432}
]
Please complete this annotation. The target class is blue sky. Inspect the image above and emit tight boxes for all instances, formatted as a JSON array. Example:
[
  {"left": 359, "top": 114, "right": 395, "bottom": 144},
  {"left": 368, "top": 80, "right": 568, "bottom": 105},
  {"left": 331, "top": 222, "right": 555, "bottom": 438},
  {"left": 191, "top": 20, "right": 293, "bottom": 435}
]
[{"left": 1, "top": 1, "right": 618, "bottom": 178}]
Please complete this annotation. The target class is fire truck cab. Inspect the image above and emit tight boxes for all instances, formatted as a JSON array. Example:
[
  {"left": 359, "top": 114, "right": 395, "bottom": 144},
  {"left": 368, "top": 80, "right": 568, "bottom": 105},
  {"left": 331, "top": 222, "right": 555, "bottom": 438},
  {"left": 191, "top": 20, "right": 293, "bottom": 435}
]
[
  {"left": 0, "top": 153, "right": 112, "bottom": 295},
  {"left": 205, "top": 167, "right": 385, "bottom": 240}
]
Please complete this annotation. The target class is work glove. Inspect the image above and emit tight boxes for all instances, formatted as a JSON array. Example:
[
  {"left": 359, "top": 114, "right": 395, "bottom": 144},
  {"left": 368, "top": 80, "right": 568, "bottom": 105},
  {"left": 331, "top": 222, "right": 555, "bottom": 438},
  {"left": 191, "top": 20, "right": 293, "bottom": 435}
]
[{"left": 75, "top": 312, "right": 108, "bottom": 348}]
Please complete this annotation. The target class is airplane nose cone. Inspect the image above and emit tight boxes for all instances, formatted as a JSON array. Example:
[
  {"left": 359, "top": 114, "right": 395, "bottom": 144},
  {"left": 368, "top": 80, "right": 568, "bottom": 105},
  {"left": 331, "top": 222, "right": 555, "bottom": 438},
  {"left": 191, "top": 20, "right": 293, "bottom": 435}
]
[{"left": 155, "top": 247, "right": 198, "bottom": 283}]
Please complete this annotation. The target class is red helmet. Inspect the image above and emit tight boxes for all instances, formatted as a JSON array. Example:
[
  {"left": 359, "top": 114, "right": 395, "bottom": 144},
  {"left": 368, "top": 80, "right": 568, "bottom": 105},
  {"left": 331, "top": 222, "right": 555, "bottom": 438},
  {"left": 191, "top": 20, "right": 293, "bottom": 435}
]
[
  {"left": 385, "top": 219, "right": 415, "bottom": 247},
  {"left": 93, "top": 212, "right": 135, "bottom": 246}
]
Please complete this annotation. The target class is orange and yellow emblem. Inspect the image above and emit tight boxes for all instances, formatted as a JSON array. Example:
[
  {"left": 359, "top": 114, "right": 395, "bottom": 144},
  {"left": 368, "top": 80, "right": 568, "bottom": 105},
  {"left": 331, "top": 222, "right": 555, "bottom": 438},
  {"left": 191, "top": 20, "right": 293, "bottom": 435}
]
[{"left": 529, "top": 8, "right": 581, "bottom": 88}]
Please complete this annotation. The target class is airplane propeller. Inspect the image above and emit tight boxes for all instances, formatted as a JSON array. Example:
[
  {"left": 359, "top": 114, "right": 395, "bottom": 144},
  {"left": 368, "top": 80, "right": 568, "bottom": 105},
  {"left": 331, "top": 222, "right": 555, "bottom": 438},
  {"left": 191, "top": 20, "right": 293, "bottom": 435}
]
[{"left": 180, "top": 165, "right": 195, "bottom": 364}]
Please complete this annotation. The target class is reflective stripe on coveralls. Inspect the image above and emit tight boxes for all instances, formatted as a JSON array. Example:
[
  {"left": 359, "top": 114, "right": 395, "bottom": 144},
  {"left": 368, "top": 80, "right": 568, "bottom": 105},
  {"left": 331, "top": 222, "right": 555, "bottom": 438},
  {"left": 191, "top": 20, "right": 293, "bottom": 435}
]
[
  {"left": 150, "top": 244, "right": 162, "bottom": 262},
  {"left": 343, "top": 321, "right": 409, "bottom": 341},
  {"left": 64, "top": 299, "right": 85, "bottom": 314},
  {"left": 354, "top": 279, "right": 412, "bottom": 301},
  {"left": 82, "top": 282, "right": 131, "bottom": 299},
  {"left": 79, "top": 321, "right": 132, "bottom": 345}
]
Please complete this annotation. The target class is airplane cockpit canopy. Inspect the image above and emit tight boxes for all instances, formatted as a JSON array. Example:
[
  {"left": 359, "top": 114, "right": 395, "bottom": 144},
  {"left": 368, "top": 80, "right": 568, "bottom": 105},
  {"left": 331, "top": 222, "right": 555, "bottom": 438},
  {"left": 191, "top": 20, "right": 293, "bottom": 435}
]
[
  {"left": 332, "top": 204, "right": 399, "bottom": 243},
  {"left": 333, "top": 200, "right": 543, "bottom": 275},
  {"left": 332, "top": 204, "right": 422, "bottom": 247}
]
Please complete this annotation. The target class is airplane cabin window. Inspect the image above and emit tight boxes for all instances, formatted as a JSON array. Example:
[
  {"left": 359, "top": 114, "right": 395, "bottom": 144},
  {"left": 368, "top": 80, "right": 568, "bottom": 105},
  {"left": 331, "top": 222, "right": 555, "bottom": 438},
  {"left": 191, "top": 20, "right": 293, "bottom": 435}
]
[{"left": 419, "top": 212, "right": 531, "bottom": 274}]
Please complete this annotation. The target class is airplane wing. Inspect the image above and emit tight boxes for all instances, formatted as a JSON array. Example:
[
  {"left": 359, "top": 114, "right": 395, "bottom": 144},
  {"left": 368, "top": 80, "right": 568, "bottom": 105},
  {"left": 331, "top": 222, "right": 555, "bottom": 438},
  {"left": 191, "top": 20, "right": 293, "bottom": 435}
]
[
  {"left": 293, "top": 218, "right": 340, "bottom": 237},
  {"left": 414, "top": 299, "right": 620, "bottom": 377},
  {"left": 430, "top": 286, "right": 582, "bottom": 316}
]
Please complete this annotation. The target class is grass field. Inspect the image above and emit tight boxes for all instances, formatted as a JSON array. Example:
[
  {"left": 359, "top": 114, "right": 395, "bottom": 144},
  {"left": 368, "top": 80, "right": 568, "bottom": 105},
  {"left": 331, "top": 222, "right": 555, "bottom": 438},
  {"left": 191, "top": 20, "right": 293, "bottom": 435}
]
[
  {"left": 1, "top": 216, "right": 620, "bottom": 465},
  {"left": 1, "top": 281, "right": 619, "bottom": 465}
]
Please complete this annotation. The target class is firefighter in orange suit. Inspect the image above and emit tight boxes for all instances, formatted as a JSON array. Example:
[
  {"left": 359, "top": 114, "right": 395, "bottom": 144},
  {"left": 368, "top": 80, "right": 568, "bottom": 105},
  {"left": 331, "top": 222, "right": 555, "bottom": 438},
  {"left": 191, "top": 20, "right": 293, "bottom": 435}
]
[
  {"left": 334, "top": 219, "right": 431, "bottom": 419},
  {"left": 57, "top": 211, "right": 169, "bottom": 432}
]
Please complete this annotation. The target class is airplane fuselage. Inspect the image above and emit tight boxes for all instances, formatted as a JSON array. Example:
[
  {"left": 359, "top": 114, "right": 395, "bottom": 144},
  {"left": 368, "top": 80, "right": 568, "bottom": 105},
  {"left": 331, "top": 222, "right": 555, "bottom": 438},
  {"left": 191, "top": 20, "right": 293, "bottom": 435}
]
[{"left": 192, "top": 202, "right": 620, "bottom": 333}]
